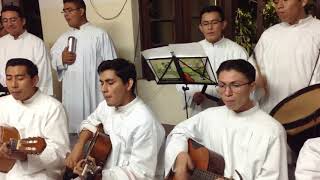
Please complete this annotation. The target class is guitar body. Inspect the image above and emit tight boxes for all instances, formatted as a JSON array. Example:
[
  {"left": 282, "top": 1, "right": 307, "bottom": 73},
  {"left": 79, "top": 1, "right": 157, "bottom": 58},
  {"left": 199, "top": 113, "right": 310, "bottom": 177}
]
[
  {"left": 88, "top": 132, "right": 112, "bottom": 170},
  {"left": 63, "top": 131, "right": 112, "bottom": 180},
  {"left": 169, "top": 139, "right": 227, "bottom": 180},
  {"left": 188, "top": 139, "right": 225, "bottom": 176},
  {"left": 0, "top": 126, "right": 20, "bottom": 172},
  {"left": 0, "top": 126, "right": 46, "bottom": 173}
]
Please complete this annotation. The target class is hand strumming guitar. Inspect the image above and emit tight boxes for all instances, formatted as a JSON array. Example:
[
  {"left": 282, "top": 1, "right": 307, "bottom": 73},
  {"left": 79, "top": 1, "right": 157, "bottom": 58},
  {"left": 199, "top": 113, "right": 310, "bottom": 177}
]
[
  {"left": 65, "top": 129, "right": 93, "bottom": 169},
  {"left": 0, "top": 142, "right": 27, "bottom": 161},
  {"left": 173, "top": 152, "right": 194, "bottom": 180},
  {"left": 192, "top": 92, "right": 207, "bottom": 105}
]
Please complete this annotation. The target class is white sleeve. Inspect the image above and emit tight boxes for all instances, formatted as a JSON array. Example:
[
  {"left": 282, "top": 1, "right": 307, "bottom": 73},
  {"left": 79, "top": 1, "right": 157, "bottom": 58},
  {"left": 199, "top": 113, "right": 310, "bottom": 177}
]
[
  {"left": 164, "top": 114, "right": 204, "bottom": 178},
  {"left": 79, "top": 103, "right": 104, "bottom": 133},
  {"left": 255, "top": 128, "right": 288, "bottom": 180},
  {"left": 50, "top": 35, "right": 68, "bottom": 81},
  {"left": 103, "top": 120, "right": 165, "bottom": 180},
  {"left": 295, "top": 138, "right": 320, "bottom": 180},
  {"left": 20, "top": 104, "right": 70, "bottom": 173}
]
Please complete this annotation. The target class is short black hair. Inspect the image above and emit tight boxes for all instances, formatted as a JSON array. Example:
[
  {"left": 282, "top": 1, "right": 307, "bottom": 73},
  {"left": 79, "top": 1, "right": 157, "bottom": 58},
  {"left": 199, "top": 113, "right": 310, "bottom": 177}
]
[
  {"left": 1, "top": 5, "right": 25, "bottom": 18},
  {"left": 63, "top": 0, "right": 86, "bottom": 12},
  {"left": 216, "top": 59, "right": 255, "bottom": 83},
  {"left": 97, "top": 58, "right": 137, "bottom": 94},
  {"left": 6, "top": 58, "right": 38, "bottom": 78},
  {"left": 200, "top": 5, "right": 225, "bottom": 22}
]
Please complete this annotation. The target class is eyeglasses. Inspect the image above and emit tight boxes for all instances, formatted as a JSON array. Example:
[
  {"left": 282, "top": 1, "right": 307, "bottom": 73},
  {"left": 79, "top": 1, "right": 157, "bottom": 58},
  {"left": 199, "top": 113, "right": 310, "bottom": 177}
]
[
  {"left": 201, "top": 20, "right": 222, "bottom": 28},
  {"left": 217, "top": 81, "right": 252, "bottom": 93},
  {"left": 1, "top": 17, "right": 19, "bottom": 24},
  {"left": 61, "top": 8, "right": 80, "bottom": 14}
]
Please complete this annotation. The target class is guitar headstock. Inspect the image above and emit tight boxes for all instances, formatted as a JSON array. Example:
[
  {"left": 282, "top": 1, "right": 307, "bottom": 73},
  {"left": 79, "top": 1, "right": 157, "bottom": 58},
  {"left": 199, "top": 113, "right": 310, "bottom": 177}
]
[{"left": 15, "top": 137, "right": 47, "bottom": 154}]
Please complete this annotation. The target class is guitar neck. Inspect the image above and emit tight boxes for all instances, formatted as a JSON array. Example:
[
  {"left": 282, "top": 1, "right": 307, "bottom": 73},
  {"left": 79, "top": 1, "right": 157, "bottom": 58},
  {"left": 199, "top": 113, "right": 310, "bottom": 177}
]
[{"left": 192, "top": 168, "right": 233, "bottom": 180}]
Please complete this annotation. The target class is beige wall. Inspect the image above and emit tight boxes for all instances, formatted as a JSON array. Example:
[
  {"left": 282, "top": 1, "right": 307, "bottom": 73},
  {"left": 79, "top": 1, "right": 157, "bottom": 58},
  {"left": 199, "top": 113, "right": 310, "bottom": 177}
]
[{"left": 39, "top": 0, "right": 185, "bottom": 124}]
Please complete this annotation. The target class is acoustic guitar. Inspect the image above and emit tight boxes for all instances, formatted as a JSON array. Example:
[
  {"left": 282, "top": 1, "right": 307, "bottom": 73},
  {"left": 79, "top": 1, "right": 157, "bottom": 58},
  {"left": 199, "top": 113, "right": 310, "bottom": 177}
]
[
  {"left": 63, "top": 130, "right": 112, "bottom": 180},
  {"left": 169, "top": 139, "right": 242, "bottom": 180},
  {"left": 0, "top": 126, "right": 46, "bottom": 172}
]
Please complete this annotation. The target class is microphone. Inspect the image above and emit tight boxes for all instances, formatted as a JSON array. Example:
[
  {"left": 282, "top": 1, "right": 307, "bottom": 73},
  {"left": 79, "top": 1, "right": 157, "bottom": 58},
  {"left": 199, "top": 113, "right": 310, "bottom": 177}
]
[{"left": 67, "top": 36, "right": 77, "bottom": 53}]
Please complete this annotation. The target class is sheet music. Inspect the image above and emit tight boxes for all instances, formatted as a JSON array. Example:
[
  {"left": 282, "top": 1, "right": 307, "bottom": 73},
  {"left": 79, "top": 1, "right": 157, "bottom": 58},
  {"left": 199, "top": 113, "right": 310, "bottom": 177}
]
[
  {"left": 141, "top": 46, "right": 172, "bottom": 59},
  {"left": 141, "top": 43, "right": 216, "bottom": 85},
  {"left": 169, "top": 42, "right": 207, "bottom": 57}
]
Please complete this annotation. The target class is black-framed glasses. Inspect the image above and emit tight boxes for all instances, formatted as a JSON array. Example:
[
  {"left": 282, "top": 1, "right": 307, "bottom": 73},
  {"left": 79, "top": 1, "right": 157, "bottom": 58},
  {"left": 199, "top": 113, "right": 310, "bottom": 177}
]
[
  {"left": 61, "top": 8, "right": 80, "bottom": 14},
  {"left": 1, "top": 17, "right": 19, "bottom": 24},
  {"left": 217, "top": 81, "right": 252, "bottom": 93},
  {"left": 200, "top": 20, "right": 222, "bottom": 28}
]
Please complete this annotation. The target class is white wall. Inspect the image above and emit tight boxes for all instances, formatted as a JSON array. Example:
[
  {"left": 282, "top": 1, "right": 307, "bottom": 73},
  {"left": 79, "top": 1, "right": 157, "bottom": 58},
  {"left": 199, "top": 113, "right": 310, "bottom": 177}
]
[{"left": 38, "top": 0, "right": 186, "bottom": 124}]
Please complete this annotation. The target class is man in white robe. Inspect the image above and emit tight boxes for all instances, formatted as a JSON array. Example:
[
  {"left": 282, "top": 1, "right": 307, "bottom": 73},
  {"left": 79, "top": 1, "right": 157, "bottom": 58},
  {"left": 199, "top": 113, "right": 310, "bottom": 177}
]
[
  {"left": 251, "top": 0, "right": 320, "bottom": 113},
  {"left": 0, "top": 58, "right": 69, "bottom": 180},
  {"left": 295, "top": 137, "right": 320, "bottom": 180},
  {"left": 177, "top": 5, "right": 247, "bottom": 116},
  {"left": 51, "top": 0, "right": 117, "bottom": 133},
  {"left": 0, "top": 5, "right": 53, "bottom": 95},
  {"left": 65, "top": 59, "right": 165, "bottom": 180},
  {"left": 166, "top": 60, "right": 288, "bottom": 180}
]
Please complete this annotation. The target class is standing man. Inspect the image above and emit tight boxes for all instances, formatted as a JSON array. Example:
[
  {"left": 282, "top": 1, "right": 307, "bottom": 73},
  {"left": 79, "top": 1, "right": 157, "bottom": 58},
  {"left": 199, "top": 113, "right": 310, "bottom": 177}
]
[
  {"left": 0, "top": 58, "right": 69, "bottom": 180},
  {"left": 166, "top": 60, "right": 288, "bottom": 180},
  {"left": 177, "top": 5, "right": 248, "bottom": 116},
  {"left": 252, "top": 0, "right": 320, "bottom": 113},
  {"left": 0, "top": 5, "right": 53, "bottom": 95},
  {"left": 66, "top": 59, "right": 165, "bottom": 180},
  {"left": 51, "top": 0, "right": 117, "bottom": 133}
]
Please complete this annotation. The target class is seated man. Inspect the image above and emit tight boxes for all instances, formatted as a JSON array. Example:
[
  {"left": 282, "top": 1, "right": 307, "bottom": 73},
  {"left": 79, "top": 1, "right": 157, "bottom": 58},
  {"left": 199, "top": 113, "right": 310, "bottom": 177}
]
[
  {"left": 65, "top": 58, "right": 165, "bottom": 180},
  {"left": 165, "top": 60, "right": 288, "bottom": 180},
  {"left": 0, "top": 58, "right": 70, "bottom": 179},
  {"left": 295, "top": 137, "right": 320, "bottom": 180}
]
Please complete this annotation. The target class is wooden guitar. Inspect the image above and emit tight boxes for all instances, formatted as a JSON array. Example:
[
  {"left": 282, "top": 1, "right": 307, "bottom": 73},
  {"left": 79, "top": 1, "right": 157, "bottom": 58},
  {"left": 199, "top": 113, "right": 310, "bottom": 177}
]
[
  {"left": 63, "top": 130, "right": 112, "bottom": 180},
  {"left": 0, "top": 126, "right": 46, "bottom": 173},
  {"left": 169, "top": 139, "right": 242, "bottom": 180}
]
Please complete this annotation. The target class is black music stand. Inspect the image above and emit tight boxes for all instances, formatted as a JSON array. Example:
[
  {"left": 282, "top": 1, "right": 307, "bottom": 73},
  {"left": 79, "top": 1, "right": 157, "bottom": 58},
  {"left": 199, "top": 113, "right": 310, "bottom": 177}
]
[
  {"left": 0, "top": 83, "right": 9, "bottom": 97},
  {"left": 142, "top": 44, "right": 216, "bottom": 118}
]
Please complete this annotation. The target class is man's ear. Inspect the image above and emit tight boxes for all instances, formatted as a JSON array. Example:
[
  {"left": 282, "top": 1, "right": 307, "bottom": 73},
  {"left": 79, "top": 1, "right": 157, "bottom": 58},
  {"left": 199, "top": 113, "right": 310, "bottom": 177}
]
[
  {"left": 32, "top": 75, "right": 39, "bottom": 87},
  {"left": 22, "top": 18, "right": 26, "bottom": 27},
  {"left": 199, "top": 23, "right": 204, "bottom": 35},
  {"left": 126, "top": 78, "right": 134, "bottom": 92},
  {"left": 80, "top": 8, "right": 85, "bottom": 17},
  {"left": 222, "top": 21, "right": 227, "bottom": 31},
  {"left": 249, "top": 81, "right": 256, "bottom": 93}
]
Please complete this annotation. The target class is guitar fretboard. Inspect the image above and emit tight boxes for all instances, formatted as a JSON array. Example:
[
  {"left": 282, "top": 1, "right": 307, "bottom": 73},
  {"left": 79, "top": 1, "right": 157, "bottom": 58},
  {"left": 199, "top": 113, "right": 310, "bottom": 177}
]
[{"left": 191, "top": 169, "right": 233, "bottom": 180}]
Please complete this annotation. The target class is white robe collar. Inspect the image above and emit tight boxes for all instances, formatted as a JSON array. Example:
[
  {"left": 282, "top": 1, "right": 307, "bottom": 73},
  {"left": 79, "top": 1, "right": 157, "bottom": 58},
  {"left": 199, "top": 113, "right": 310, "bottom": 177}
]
[
  {"left": 113, "top": 97, "right": 139, "bottom": 115},
  {"left": 71, "top": 22, "right": 90, "bottom": 31},
  {"left": 7, "top": 30, "right": 27, "bottom": 40},
  {"left": 203, "top": 37, "right": 226, "bottom": 46},
  {"left": 280, "top": 15, "right": 313, "bottom": 27},
  {"left": 227, "top": 103, "right": 259, "bottom": 117},
  {"left": 15, "top": 89, "right": 40, "bottom": 105}
]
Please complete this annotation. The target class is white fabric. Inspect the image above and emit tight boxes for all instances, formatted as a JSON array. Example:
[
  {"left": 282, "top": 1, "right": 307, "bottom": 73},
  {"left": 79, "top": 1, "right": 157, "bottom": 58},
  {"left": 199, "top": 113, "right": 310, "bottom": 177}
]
[
  {"left": 176, "top": 38, "right": 248, "bottom": 115},
  {"left": 251, "top": 16, "right": 320, "bottom": 113},
  {"left": 0, "top": 31, "right": 53, "bottom": 95},
  {"left": 80, "top": 97, "right": 165, "bottom": 180},
  {"left": 164, "top": 105, "right": 288, "bottom": 180},
  {"left": 295, "top": 137, "right": 320, "bottom": 180},
  {"left": 0, "top": 90, "right": 70, "bottom": 180},
  {"left": 51, "top": 22, "right": 117, "bottom": 133}
]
